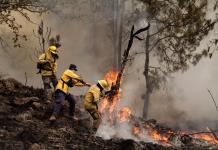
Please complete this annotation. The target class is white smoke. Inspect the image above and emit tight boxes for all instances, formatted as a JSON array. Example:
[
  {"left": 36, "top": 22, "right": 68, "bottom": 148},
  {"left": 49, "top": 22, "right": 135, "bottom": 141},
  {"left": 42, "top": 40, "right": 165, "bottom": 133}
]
[{"left": 0, "top": 0, "right": 218, "bottom": 142}]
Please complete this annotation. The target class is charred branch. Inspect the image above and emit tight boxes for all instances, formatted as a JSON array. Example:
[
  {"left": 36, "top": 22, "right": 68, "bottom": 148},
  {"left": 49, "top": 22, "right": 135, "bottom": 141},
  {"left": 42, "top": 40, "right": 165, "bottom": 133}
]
[
  {"left": 106, "top": 23, "right": 150, "bottom": 100},
  {"left": 207, "top": 89, "right": 218, "bottom": 114}
]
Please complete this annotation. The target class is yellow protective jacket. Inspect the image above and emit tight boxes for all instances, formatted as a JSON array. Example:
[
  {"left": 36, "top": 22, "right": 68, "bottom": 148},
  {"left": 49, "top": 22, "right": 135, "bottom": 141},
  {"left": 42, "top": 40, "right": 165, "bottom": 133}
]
[
  {"left": 38, "top": 50, "right": 57, "bottom": 76},
  {"left": 56, "top": 69, "right": 86, "bottom": 94},
  {"left": 84, "top": 85, "right": 101, "bottom": 110}
]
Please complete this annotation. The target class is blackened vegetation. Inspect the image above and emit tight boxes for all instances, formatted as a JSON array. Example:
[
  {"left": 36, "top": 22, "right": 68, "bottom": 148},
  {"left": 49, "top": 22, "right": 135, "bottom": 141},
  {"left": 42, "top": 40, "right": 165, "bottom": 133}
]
[
  {"left": 0, "top": 78, "right": 174, "bottom": 150},
  {"left": 131, "top": 118, "right": 218, "bottom": 150},
  {"left": 0, "top": 78, "right": 216, "bottom": 149}
]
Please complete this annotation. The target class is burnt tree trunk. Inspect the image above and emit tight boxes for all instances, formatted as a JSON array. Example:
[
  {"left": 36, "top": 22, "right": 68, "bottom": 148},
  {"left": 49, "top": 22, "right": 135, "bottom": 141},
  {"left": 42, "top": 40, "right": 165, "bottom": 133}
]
[
  {"left": 143, "top": 29, "right": 151, "bottom": 119},
  {"left": 107, "top": 24, "right": 150, "bottom": 110}
]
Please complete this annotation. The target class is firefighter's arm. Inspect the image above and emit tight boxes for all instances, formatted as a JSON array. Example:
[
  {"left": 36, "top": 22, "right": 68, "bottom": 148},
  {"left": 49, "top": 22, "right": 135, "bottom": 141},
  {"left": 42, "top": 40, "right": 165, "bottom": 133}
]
[
  {"left": 38, "top": 54, "right": 47, "bottom": 63},
  {"left": 73, "top": 78, "right": 90, "bottom": 87},
  {"left": 53, "top": 62, "right": 57, "bottom": 73},
  {"left": 71, "top": 73, "right": 91, "bottom": 87},
  {"left": 93, "top": 90, "right": 100, "bottom": 103}
]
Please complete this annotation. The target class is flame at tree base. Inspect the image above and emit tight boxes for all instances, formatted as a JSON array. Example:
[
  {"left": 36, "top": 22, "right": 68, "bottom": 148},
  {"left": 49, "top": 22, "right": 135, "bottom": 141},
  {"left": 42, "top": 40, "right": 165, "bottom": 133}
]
[{"left": 98, "top": 70, "right": 218, "bottom": 148}]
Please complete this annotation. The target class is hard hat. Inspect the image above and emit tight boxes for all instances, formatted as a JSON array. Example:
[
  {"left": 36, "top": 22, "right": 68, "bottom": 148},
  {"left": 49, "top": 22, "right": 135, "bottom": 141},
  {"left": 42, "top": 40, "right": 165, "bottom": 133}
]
[
  {"left": 98, "top": 80, "right": 110, "bottom": 91},
  {"left": 48, "top": 46, "right": 57, "bottom": 54},
  {"left": 69, "top": 64, "right": 78, "bottom": 71}
]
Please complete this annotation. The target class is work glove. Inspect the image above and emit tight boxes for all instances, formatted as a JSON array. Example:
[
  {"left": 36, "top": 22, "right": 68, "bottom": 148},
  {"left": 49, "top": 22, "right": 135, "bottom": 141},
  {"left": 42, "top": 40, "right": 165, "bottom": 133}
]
[{"left": 85, "top": 83, "right": 91, "bottom": 87}]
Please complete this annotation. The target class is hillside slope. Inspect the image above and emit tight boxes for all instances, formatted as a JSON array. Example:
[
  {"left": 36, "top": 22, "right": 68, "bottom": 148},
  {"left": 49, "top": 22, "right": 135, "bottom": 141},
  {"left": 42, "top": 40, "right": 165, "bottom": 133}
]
[{"left": 0, "top": 78, "right": 204, "bottom": 150}]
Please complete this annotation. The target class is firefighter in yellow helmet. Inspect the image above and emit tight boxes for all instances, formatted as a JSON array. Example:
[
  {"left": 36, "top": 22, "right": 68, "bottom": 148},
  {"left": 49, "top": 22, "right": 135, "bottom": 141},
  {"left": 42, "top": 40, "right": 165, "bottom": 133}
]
[
  {"left": 49, "top": 64, "right": 91, "bottom": 121},
  {"left": 84, "top": 80, "right": 110, "bottom": 131},
  {"left": 37, "top": 46, "right": 59, "bottom": 102}
]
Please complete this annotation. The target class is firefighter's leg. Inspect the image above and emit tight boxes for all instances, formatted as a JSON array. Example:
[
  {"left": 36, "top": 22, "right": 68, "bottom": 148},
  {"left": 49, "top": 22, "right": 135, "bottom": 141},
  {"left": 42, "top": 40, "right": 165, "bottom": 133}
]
[
  {"left": 51, "top": 74, "right": 58, "bottom": 88},
  {"left": 87, "top": 105, "right": 101, "bottom": 130},
  {"left": 66, "top": 94, "right": 76, "bottom": 117},
  {"left": 52, "top": 90, "right": 66, "bottom": 117},
  {"left": 42, "top": 76, "right": 53, "bottom": 102},
  {"left": 50, "top": 75, "right": 58, "bottom": 102},
  {"left": 93, "top": 112, "right": 101, "bottom": 130}
]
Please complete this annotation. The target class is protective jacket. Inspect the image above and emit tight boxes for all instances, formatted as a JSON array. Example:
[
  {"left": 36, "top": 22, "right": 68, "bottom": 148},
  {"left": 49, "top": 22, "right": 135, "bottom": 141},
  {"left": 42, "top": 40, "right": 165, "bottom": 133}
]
[
  {"left": 84, "top": 85, "right": 101, "bottom": 109},
  {"left": 38, "top": 51, "right": 57, "bottom": 76},
  {"left": 56, "top": 69, "right": 86, "bottom": 94}
]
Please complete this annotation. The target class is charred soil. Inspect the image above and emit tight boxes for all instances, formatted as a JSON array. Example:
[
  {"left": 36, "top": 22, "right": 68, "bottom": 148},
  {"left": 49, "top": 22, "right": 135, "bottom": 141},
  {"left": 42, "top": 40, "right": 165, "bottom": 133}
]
[{"left": 0, "top": 78, "right": 215, "bottom": 150}]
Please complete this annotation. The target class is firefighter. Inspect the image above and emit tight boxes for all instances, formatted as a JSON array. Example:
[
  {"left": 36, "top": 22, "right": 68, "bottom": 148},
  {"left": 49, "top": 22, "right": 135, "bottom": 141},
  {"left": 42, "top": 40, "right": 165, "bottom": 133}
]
[
  {"left": 49, "top": 64, "right": 90, "bottom": 121},
  {"left": 37, "top": 45, "right": 59, "bottom": 102},
  {"left": 84, "top": 80, "right": 110, "bottom": 131}
]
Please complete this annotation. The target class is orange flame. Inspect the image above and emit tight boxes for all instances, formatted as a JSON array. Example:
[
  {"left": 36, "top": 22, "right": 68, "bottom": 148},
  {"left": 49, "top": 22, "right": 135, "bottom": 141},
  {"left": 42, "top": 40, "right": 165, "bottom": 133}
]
[
  {"left": 149, "top": 130, "right": 169, "bottom": 143},
  {"left": 118, "top": 107, "right": 132, "bottom": 123},
  {"left": 100, "top": 70, "right": 121, "bottom": 121},
  {"left": 193, "top": 134, "right": 218, "bottom": 145},
  {"left": 99, "top": 97, "right": 108, "bottom": 113},
  {"left": 103, "top": 70, "right": 119, "bottom": 88},
  {"left": 132, "top": 126, "right": 141, "bottom": 136},
  {"left": 100, "top": 70, "right": 218, "bottom": 148}
]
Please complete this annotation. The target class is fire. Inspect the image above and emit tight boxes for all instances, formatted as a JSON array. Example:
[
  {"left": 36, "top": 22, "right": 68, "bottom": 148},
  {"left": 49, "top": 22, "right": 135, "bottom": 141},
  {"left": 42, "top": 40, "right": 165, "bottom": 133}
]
[
  {"left": 99, "top": 70, "right": 121, "bottom": 121},
  {"left": 103, "top": 70, "right": 119, "bottom": 87},
  {"left": 132, "top": 126, "right": 141, "bottom": 136},
  {"left": 193, "top": 134, "right": 218, "bottom": 145},
  {"left": 143, "top": 125, "right": 218, "bottom": 146},
  {"left": 146, "top": 128, "right": 171, "bottom": 146},
  {"left": 99, "top": 97, "right": 108, "bottom": 113},
  {"left": 118, "top": 107, "right": 132, "bottom": 123},
  {"left": 99, "top": 70, "right": 218, "bottom": 148},
  {"left": 149, "top": 130, "right": 169, "bottom": 143},
  {"left": 109, "top": 92, "right": 120, "bottom": 113}
]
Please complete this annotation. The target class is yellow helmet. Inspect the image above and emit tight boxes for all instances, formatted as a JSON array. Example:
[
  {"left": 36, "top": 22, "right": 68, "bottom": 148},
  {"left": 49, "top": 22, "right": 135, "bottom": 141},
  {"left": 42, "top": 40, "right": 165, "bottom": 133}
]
[
  {"left": 48, "top": 46, "right": 57, "bottom": 54},
  {"left": 98, "top": 80, "right": 110, "bottom": 91}
]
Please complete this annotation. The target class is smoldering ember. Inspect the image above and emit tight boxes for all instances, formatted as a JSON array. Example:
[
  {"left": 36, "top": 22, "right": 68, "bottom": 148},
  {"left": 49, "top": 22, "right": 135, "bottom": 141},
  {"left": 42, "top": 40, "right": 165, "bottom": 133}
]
[{"left": 1, "top": 0, "right": 218, "bottom": 150}]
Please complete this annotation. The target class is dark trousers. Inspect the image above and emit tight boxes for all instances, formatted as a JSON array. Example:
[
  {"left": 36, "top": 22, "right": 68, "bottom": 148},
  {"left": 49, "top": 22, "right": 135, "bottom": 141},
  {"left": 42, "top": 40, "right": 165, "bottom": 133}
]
[{"left": 52, "top": 90, "right": 76, "bottom": 116}]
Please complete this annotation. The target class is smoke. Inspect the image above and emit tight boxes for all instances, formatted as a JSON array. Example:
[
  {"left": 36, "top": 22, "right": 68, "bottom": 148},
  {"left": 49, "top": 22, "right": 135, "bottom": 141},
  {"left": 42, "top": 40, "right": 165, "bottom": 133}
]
[
  {"left": 0, "top": 1, "right": 116, "bottom": 94},
  {"left": 159, "top": 1, "right": 218, "bottom": 128},
  {"left": 97, "top": 119, "right": 136, "bottom": 140},
  {"left": 121, "top": 0, "right": 218, "bottom": 126},
  {"left": 98, "top": 1, "right": 218, "bottom": 141},
  {"left": 0, "top": 0, "right": 218, "bottom": 140}
]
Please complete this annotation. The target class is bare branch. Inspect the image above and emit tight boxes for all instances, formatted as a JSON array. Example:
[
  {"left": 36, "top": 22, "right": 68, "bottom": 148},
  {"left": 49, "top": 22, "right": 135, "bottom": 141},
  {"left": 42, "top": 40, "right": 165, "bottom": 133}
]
[
  {"left": 207, "top": 89, "right": 218, "bottom": 114},
  {"left": 149, "top": 35, "right": 172, "bottom": 52},
  {"left": 150, "top": 23, "right": 174, "bottom": 37},
  {"left": 187, "top": 130, "right": 218, "bottom": 136}
]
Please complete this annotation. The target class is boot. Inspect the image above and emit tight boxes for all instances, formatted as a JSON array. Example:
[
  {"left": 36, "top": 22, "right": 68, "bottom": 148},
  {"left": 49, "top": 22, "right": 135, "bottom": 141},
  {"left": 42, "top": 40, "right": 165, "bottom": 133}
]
[
  {"left": 49, "top": 115, "right": 56, "bottom": 121},
  {"left": 73, "top": 116, "right": 79, "bottom": 121}
]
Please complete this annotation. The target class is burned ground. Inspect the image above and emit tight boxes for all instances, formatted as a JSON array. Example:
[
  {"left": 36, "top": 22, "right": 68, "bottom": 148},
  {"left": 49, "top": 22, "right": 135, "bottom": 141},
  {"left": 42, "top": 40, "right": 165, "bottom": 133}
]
[{"left": 0, "top": 78, "right": 216, "bottom": 150}]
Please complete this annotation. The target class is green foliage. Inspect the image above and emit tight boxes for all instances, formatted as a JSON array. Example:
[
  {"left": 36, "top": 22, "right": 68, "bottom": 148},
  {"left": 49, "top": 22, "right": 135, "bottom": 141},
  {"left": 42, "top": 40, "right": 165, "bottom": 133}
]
[{"left": 139, "top": 0, "right": 217, "bottom": 74}]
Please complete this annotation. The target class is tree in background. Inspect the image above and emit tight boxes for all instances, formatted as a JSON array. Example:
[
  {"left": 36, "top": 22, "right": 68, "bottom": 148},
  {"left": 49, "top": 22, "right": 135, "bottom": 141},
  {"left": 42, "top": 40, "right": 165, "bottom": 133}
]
[
  {"left": 0, "top": 0, "right": 46, "bottom": 47},
  {"left": 135, "top": 0, "right": 218, "bottom": 118}
]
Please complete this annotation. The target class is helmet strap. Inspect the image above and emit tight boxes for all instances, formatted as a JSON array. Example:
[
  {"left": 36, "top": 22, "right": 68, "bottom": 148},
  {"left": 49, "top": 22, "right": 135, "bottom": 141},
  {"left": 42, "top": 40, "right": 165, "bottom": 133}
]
[{"left": 97, "top": 83, "right": 104, "bottom": 92}]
